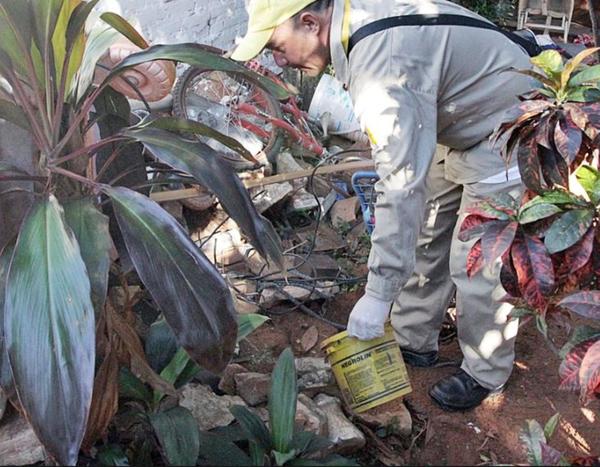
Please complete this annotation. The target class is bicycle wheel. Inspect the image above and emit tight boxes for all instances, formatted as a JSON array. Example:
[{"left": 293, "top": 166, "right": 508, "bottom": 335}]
[{"left": 173, "top": 58, "right": 285, "bottom": 169}]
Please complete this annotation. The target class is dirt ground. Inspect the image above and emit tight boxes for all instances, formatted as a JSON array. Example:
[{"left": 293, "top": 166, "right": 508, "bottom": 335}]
[{"left": 240, "top": 289, "right": 600, "bottom": 466}]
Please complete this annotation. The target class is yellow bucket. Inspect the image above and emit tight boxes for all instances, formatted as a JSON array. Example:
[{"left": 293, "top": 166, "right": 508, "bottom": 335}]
[{"left": 321, "top": 325, "right": 412, "bottom": 413}]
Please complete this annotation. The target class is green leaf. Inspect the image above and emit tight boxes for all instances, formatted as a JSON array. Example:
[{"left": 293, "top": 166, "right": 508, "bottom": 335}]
[
  {"left": 197, "top": 430, "right": 253, "bottom": 466},
  {"left": 544, "top": 413, "right": 560, "bottom": 440},
  {"left": 565, "top": 87, "right": 600, "bottom": 103},
  {"left": 106, "top": 43, "right": 290, "bottom": 100},
  {"left": 103, "top": 186, "right": 237, "bottom": 374},
  {"left": 274, "top": 449, "right": 298, "bottom": 466},
  {"left": 100, "top": 12, "right": 149, "bottom": 49},
  {"left": 150, "top": 406, "right": 200, "bottom": 466},
  {"left": 269, "top": 348, "right": 298, "bottom": 454},
  {"left": 520, "top": 419, "right": 546, "bottom": 466},
  {"left": 153, "top": 348, "right": 195, "bottom": 405},
  {"left": 237, "top": 313, "right": 269, "bottom": 343},
  {"left": 73, "top": 23, "right": 119, "bottom": 102},
  {"left": 289, "top": 456, "right": 359, "bottom": 466},
  {"left": 0, "top": 98, "right": 31, "bottom": 131},
  {"left": 4, "top": 196, "right": 95, "bottom": 465},
  {"left": 544, "top": 209, "right": 594, "bottom": 254},
  {"left": 575, "top": 165, "right": 600, "bottom": 205},
  {"left": 526, "top": 190, "right": 584, "bottom": 206},
  {"left": 536, "top": 315, "right": 548, "bottom": 339},
  {"left": 559, "top": 326, "right": 600, "bottom": 359},
  {"left": 562, "top": 47, "right": 600, "bottom": 89},
  {"left": 62, "top": 0, "right": 101, "bottom": 95},
  {"left": 0, "top": 243, "right": 15, "bottom": 395},
  {"left": 63, "top": 198, "right": 111, "bottom": 317},
  {"left": 531, "top": 50, "right": 563, "bottom": 79},
  {"left": 230, "top": 405, "right": 272, "bottom": 449},
  {"left": 97, "top": 444, "right": 130, "bottom": 466},
  {"left": 519, "top": 203, "right": 562, "bottom": 224},
  {"left": 118, "top": 367, "right": 152, "bottom": 404},
  {"left": 0, "top": 1, "right": 36, "bottom": 76},
  {"left": 138, "top": 116, "right": 256, "bottom": 163},
  {"left": 508, "top": 307, "right": 535, "bottom": 319},
  {"left": 122, "top": 127, "right": 283, "bottom": 268},
  {"left": 145, "top": 318, "right": 178, "bottom": 373},
  {"left": 568, "top": 64, "right": 600, "bottom": 87}
]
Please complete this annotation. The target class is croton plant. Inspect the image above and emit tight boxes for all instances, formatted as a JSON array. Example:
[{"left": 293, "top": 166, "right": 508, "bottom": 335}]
[{"left": 459, "top": 48, "right": 600, "bottom": 404}]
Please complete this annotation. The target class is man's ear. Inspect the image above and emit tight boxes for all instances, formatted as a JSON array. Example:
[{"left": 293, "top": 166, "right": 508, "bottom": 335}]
[{"left": 298, "top": 12, "right": 321, "bottom": 33}]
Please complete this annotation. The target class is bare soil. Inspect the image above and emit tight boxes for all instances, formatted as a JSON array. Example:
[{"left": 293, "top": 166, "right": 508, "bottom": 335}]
[{"left": 240, "top": 289, "right": 600, "bottom": 466}]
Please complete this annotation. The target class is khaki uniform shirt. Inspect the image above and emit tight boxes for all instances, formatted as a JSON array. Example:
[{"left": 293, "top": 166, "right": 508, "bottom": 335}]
[{"left": 328, "top": 0, "right": 533, "bottom": 301}]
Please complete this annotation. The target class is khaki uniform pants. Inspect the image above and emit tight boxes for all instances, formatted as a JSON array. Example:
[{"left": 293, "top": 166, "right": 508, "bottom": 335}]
[{"left": 390, "top": 159, "right": 523, "bottom": 390}]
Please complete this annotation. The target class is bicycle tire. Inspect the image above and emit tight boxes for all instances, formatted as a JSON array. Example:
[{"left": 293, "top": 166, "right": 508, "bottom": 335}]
[{"left": 173, "top": 51, "right": 285, "bottom": 168}]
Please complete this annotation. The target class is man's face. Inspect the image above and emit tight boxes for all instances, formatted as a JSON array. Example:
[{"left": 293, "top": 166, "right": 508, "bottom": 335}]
[{"left": 265, "top": 13, "right": 330, "bottom": 77}]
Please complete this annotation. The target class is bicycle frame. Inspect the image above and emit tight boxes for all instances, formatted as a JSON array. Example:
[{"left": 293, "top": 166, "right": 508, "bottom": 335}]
[{"left": 243, "top": 59, "right": 324, "bottom": 156}]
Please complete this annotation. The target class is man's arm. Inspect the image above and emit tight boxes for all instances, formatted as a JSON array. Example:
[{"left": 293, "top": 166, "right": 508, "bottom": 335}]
[
  {"left": 347, "top": 77, "right": 438, "bottom": 339},
  {"left": 356, "top": 78, "right": 438, "bottom": 300}
]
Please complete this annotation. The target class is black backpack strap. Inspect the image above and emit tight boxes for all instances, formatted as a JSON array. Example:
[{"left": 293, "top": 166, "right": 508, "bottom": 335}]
[{"left": 347, "top": 14, "right": 542, "bottom": 57}]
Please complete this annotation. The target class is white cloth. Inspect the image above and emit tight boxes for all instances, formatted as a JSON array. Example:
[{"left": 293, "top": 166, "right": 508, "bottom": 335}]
[{"left": 347, "top": 293, "right": 392, "bottom": 340}]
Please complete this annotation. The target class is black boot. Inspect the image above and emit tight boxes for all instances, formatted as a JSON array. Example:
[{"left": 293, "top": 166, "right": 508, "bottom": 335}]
[
  {"left": 429, "top": 369, "right": 504, "bottom": 411},
  {"left": 400, "top": 348, "right": 439, "bottom": 367}
]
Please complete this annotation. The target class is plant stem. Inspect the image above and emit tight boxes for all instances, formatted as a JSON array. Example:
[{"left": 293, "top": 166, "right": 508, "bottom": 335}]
[
  {"left": 51, "top": 82, "right": 109, "bottom": 161},
  {"left": 6, "top": 69, "right": 52, "bottom": 155},
  {"left": 50, "top": 165, "right": 99, "bottom": 190},
  {"left": 51, "top": 136, "right": 124, "bottom": 166}
]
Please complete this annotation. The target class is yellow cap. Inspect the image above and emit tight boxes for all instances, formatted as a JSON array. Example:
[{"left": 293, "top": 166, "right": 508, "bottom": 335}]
[{"left": 231, "top": 0, "right": 316, "bottom": 61}]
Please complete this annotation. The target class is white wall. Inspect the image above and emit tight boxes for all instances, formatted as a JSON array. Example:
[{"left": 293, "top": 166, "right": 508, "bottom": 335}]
[{"left": 109, "top": 0, "right": 250, "bottom": 48}]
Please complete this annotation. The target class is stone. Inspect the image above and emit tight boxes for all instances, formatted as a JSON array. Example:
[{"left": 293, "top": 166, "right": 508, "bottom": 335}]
[
  {"left": 291, "top": 190, "right": 322, "bottom": 211},
  {"left": 234, "top": 372, "right": 271, "bottom": 406},
  {"left": 296, "top": 394, "right": 328, "bottom": 437},
  {"left": 356, "top": 400, "right": 413, "bottom": 438},
  {"left": 314, "top": 394, "right": 366, "bottom": 455},
  {"left": 296, "top": 224, "right": 345, "bottom": 252},
  {"left": 295, "top": 358, "right": 336, "bottom": 392},
  {"left": 0, "top": 413, "right": 46, "bottom": 466},
  {"left": 218, "top": 363, "right": 248, "bottom": 395},
  {"left": 180, "top": 383, "right": 246, "bottom": 431},
  {"left": 251, "top": 182, "right": 293, "bottom": 213},
  {"left": 330, "top": 197, "right": 360, "bottom": 227},
  {"left": 191, "top": 210, "right": 247, "bottom": 267},
  {"left": 259, "top": 285, "right": 312, "bottom": 307},
  {"left": 297, "top": 254, "right": 340, "bottom": 279}
]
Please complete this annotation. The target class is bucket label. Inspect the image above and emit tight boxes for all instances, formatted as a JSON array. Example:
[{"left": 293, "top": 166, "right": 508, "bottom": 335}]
[{"left": 331, "top": 340, "right": 412, "bottom": 412}]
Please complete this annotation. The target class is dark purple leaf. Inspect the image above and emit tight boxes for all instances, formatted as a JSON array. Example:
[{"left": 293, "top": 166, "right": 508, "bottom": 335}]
[
  {"left": 104, "top": 186, "right": 237, "bottom": 374},
  {"left": 535, "top": 114, "right": 553, "bottom": 149},
  {"left": 578, "top": 340, "right": 600, "bottom": 404},
  {"left": 541, "top": 443, "right": 564, "bottom": 465},
  {"left": 539, "top": 145, "right": 569, "bottom": 188},
  {"left": 500, "top": 251, "right": 521, "bottom": 298},
  {"left": 458, "top": 216, "right": 498, "bottom": 242},
  {"left": 558, "top": 291, "right": 600, "bottom": 320},
  {"left": 4, "top": 197, "right": 95, "bottom": 465},
  {"left": 518, "top": 136, "right": 545, "bottom": 194},
  {"left": 561, "top": 227, "right": 595, "bottom": 275},
  {"left": 481, "top": 221, "right": 518, "bottom": 265},
  {"left": 467, "top": 239, "right": 484, "bottom": 279},
  {"left": 554, "top": 113, "right": 583, "bottom": 163},
  {"left": 511, "top": 234, "right": 554, "bottom": 308},
  {"left": 563, "top": 103, "right": 589, "bottom": 132},
  {"left": 559, "top": 339, "right": 595, "bottom": 391}
]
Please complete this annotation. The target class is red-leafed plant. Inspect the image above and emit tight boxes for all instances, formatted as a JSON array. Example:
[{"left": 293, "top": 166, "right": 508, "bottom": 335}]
[{"left": 459, "top": 48, "right": 600, "bottom": 405}]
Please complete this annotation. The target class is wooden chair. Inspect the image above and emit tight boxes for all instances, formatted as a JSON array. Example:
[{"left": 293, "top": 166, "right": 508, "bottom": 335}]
[{"left": 517, "top": 0, "right": 575, "bottom": 42}]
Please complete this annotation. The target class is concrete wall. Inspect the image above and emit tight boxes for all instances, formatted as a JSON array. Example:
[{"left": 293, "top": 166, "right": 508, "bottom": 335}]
[{"left": 102, "top": 0, "right": 250, "bottom": 48}]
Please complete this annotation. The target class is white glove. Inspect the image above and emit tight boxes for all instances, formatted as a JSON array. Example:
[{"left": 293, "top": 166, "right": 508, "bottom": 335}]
[{"left": 347, "top": 293, "right": 392, "bottom": 340}]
